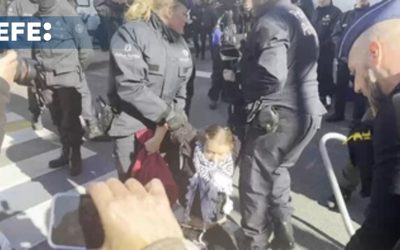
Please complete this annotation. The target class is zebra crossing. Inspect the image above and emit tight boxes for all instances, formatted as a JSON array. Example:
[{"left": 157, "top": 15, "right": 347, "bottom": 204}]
[{"left": 0, "top": 112, "right": 116, "bottom": 250}]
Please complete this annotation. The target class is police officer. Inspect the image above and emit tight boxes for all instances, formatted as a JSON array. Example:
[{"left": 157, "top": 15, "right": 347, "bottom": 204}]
[
  {"left": 312, "top": 0, "right": 342, "bottom": 107},
  {"left": 93, "top": 0, "right": 127, "bottom": 50},
  {"left": 108, "top": 0, "right": 193, "bottom": 181},
  {"left": 191, "top": 0, "right": 219, "bottom": 59},
  {"left": 325, "top": 0, "right": 370, "bottom": 123},
  {"left": 31, "top": 0, "right": 92, "bottom": 176},
  {"left": 292, "top": 0, "right": 314, "bottom": 21},
  {"left": 239, "top": 0, "right": 326, "bottom": 249},
  {"left": 338, "top": 0, "right": 400, "bottom": 249},
  {"left": 7, "top": 0, "right": 42, "bottom": 130}
]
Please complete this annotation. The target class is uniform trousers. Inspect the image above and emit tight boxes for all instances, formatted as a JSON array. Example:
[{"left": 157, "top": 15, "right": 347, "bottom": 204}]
[
  {"left": 240, "top": 106, "right": 321, "bottom": 249},
  {"left": 48, "top": 88, "right": 83, "bottom": 148}
]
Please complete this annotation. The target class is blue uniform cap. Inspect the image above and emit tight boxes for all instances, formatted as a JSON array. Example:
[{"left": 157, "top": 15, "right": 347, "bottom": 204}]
[{"left": 338, "top": 0, "right": 400, "bottom": 62}]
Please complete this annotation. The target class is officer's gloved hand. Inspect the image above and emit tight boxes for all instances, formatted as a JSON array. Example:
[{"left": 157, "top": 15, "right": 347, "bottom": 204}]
[{"left": 165, "top": 110, "right": 188, "bottom": 131}]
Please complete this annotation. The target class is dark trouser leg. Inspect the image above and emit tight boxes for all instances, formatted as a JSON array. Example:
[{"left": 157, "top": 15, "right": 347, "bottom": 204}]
[
  {"left": 333, "top": 62, "right": 350, "bottom": 117},
  {"left": 200, "top": 29, "right": 207, "bottom": 59},
  {"left": 113, "top": 135, "right": 136, "bottom": 182},
  {"left": 56, "top": 88, "right": 83, "bottom": 148},
  {"left": 240, "top": 152, "right": 272, "bottom": 249},
  {"left": 192, "top": 31, "right": 200, "bottom": 58},
  {"left": 53, "top": 88, "right": 83, "bottom": 175},
  {"left": 28, "top": 87, "right": 42, "bottom": 121},
  {"left": 317, "top": 56, "right": 335, "bottom": 106},
  {"left": 28, "top": 87, "right": 43, "bottom": 130},
  {"left": 48, "top": 90, "right": 70, "bottom": 168},
  {"left": 208, "top": 31, "right": 213, "bottom": 58},
  {"left": 339, "top": 162, "right": 361, "bottom": 193},
  {"left": 185, "top": 73, "right": 195, "bottom": 117},
  {"left": 240, "top": 108, "right": 320, "bottom": 249},
  {"left": 48, "top": 88, "right": 83, "bottom": 173},
  {"left": 208, "top": 49, "right": 223, "bottom": 102}
]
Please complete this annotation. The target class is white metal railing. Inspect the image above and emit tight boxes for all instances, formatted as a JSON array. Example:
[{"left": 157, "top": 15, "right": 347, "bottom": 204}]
[{"left": 319, "top": 133, "right": 355, "bottom": 236}]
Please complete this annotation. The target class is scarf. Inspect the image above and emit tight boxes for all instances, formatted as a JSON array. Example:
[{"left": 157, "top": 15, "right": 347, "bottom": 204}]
[
  {"left": 184, "top": 142, "right": 234, "bottom": 224},
  {"left": 150, "top": 13, "right": 181, "bottom": 43}
]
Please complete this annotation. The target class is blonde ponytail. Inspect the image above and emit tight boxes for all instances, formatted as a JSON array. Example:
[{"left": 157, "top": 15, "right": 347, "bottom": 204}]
[{"left": 125, "top": 0, "right": 175, "bottom": 22}]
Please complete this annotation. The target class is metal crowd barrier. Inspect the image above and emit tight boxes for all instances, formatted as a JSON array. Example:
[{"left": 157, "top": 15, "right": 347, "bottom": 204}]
[{"left": 319, "top": 132, "right": 355, "bottom": 236}]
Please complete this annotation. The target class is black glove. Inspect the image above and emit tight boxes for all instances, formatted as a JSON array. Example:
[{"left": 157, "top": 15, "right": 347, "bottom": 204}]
[{"left": 256, "top": 105, "right": 280, "bottom": 133}]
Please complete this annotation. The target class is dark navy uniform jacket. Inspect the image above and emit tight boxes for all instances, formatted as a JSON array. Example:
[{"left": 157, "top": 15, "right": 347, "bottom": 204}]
[
  {"left": 331, "top": 5, "right": 370, "bottom": 57},
  {"left": 312, "top": 3, "right": 342, "bottom": 50},
  {"left": 108, "top": 14, "right": 194, "bottom": 137},
  {"left": 241, "top": 0, "right": 325, "bottom": 116},
  {"left": 373, "top": 85, "right": 400, "bottom": 197}
]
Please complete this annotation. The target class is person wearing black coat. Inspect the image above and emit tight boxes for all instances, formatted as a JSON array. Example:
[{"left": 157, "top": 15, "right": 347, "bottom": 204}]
[
  {"left": 325, "top": 0, "right": 370, "bottom": 123},
  {"left": 191, "top": 0, "right": 219, "bottom": 59},
  {"left": 240, "top": 0, "right": 326, "bottom": 248},
  {"left": 292, "top": 0, "right": 314, "bottom": 21},
  {"left": 312, "top": 0, "right": 342, "bottom": 107}
]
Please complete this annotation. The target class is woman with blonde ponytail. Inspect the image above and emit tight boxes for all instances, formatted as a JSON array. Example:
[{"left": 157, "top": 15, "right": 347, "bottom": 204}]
[{"left": 108, "top": 0, "right": 194, "bottom": 181}]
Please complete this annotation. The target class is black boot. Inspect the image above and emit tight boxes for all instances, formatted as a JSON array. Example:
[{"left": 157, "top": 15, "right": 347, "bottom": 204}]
[
  {"left": 49, "top": 147, "right": 70, "bottom": 169},
  {"left": 70, "top": 146, "right": 82, "bottom": 177},
  {"left": 270, "top": 220, "right": 295, "bottom": 250}
]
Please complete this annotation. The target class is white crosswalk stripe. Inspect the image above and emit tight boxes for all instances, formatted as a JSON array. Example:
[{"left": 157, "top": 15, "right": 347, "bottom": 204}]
[
  {"left": 2, "top": 128, "right": 57, "bottom": 150},
  {"left": 0, "top": 147, "right": 96, "bottom": 193},
  {"left": 0, "top": 112, "right": 115, "bottom": 250}
]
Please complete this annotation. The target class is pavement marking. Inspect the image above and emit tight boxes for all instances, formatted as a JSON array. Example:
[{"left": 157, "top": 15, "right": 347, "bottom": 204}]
[
  {"left": 6, "top": 112, "right": 25, "bottom": 123},
  {"left": 2, "top": 128, "right": 56, "bottom": 149},
  {"left": 0, "top": 171, "right": 117, "bottom": 250},
  {"left": 0, "top": 147, "right": 96, "bottom": 192},
  {"left": 196, "top": 70, "right": 212, "bottom": 79},
  {"left": 5, "top": 120, "right": 32, "bottom": 134}
]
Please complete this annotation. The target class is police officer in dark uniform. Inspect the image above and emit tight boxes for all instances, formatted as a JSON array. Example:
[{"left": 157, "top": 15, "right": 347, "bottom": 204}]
[
  {"left": 93, "top": 0, "right": 128, "bottom": 50},
  {"left": 339, "top": 0, "right": 400, "bottom": 249},
  {"left": 108, "top": 0, "right": 193, "bottom": 181},
  {"left": 191, "top": 0, "right": 218, "bottom": 59},
  {"left": 239, "top": 0, "right": 326, "bottom": 249},
  {"left": 31, "top": 0, "right": 92, "bottom": 176},
  {"left": 291, "top": 0, "right": 314, "bottom": 21},
  {"left": 325, "top": 0, "right": 370, "bottom": 123},
  {"left": 312, "top": 0, "right": 342, "bottom": 107}
]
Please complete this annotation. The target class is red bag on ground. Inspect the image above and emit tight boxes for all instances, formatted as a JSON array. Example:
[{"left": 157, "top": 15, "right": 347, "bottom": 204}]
[{"left": 131, "top": 129, "right": 179, "bottom": 205}]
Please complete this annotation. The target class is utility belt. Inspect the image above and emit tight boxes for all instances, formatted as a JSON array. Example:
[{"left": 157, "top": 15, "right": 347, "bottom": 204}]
[
  {"left": 41, "top": 65, "right": 84, "bottom": 82},
  {"left": 33, "top": 64, "right": 84, "bottom": 106},
  {"left": 245, "top": 99, "right": 280, "bottom": 133}
]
